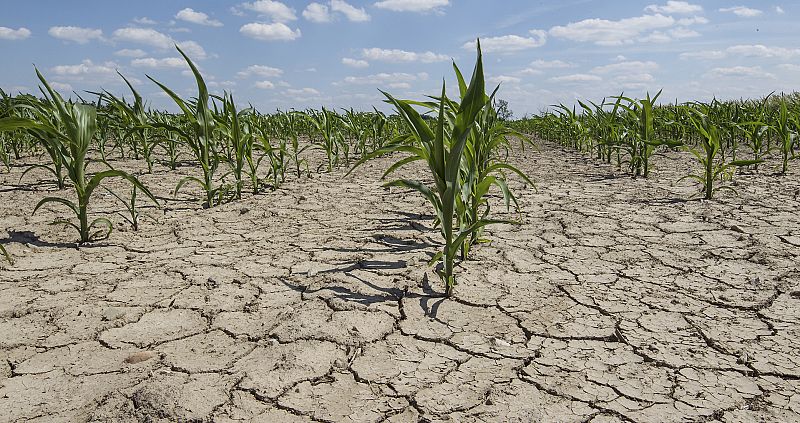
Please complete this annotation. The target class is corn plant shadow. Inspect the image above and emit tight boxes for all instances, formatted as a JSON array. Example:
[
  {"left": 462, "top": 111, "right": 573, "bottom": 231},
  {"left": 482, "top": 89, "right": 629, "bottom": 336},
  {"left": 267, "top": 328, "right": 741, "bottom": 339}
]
[
  {"left": 319, "top": 259, "right": 408, "bottom": 274},
  {"left": 2, "top": 230, "right": 78, "bottom": 249},
  {"left": 328, "top": 234, "right": 435, "bottom": 254}
]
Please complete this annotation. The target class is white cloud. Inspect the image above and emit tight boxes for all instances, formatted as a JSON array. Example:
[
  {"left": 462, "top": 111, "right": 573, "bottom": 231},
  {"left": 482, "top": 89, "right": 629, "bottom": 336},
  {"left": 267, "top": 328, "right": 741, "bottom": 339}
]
[
  {"left": 254, "top": 80, "right": 275, "bottom": 89},
  {"left": 240, "top": 0, "right": 297, "bottom": 22},
  {"left": 679, "top": 49, "right": 726, "bottom": 60},
  {"left": 175, "top": 8, "right": 223, "bottom": 27},
  {"left": 362, "top": 47, "right": 448, "bottom": 63},
  {"left": 133, "top": 17, "right": 156, "bottom": 25},
  {"left": 131, "top": 57, "right": 188, "bottom": 69},
  {"left": 48, "top": 26, "right": 103, "bottom": 44},
  {"left": 114, "top": 48, "right": 147, "bottom": 58},
  {"left": 778, "top": 63, "right": 800, "bottom": 71},
  {"left": 287, "top": 87, "right": 321, "bottom": 95},
  {"left": 644, "top": 1, "right": 702, "bottom": 14},
  {"left": 529, "top": 59, "right": 575, "bottom": 69},
  {"left": 341, "top": 72, "right": 428, "bottom": 85},
  {"left": 549, "top": 74, "right": 602, "bottom": 83},
  {"left": 331, "top": 0, "right": 370, "bottom": 22},
  {"left": 549, "top": 14, "right": 676, "bottom": 46},
  {"left": 373, "top": 0, "right": 449, "bottom": 12},
  {"left": 342, "top": 57, "right": 369, "bottom": 68},
  {"left": 388, "top": 82, "right": 411, "bottom": 89},
  {"left": 51, "top": 60, "right": 117, "bottom": 76},
  {"left": 669, "top": 27, "right": 700, "bottom": 39},
  {"left": 680, "top": 44, "right": 800, "bottom": 61},
  {"left": 113, "top": 27, "right": 174, "bottom": 49},
  {"left": 727, "top": 44, "right": 800, "bottom": 59},
  {"left": 0, "top": 26, "right": 31, "bottom": 40},
  {"left": 775, "top": 6, "right": 785, "bottom": 14},
  {"left": 240, "top": 22, "right": 301, "bottom": 41},
  {"left": 592, "top": 60, "right": 659, "bottom": 75},
  {"left": 50, "top": 82, "right": 73, "bottom": 92},
  {"left": 488, "top": 75, "right": 521, "bottom": 85},
  {"left": 719, "top": 6, "right": 763, "bottom": 17},
  {"left": 303, "top": 3, "right": 331, "bottom": 22},
  {"left": 677, "top": 16, "right": 709, "bottom": 25},
  {"left": 176, "top": 40, "right": 208, "bottom": 59},
  {"left": 463, "top": 30, "right": 547, "bottom": 53},
  {"left": 237, "top": 65, "right": 283, "bottom": 78},
  {"left": 706, "top": 66, "right": 774, "bottom": 78}
]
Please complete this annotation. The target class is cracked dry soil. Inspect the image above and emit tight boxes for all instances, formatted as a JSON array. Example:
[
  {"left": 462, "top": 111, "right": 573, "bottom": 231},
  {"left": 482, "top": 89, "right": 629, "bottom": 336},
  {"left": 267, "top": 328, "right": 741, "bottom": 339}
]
[{"left": 0, "top": 142, "right": 799, "bottom": 422}]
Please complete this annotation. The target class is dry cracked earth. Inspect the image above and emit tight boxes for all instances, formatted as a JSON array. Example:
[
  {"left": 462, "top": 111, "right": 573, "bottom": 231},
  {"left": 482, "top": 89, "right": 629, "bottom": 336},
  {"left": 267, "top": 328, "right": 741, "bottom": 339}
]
[{"left": 0, "top": 141, "right": 799, "bottom": 422}]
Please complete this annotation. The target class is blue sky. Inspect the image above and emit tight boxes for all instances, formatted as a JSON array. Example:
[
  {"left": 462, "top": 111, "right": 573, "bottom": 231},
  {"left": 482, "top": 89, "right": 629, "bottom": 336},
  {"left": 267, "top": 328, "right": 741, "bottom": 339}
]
[{"left": 1, "top": 1, "right": 798, "bottom": 116}]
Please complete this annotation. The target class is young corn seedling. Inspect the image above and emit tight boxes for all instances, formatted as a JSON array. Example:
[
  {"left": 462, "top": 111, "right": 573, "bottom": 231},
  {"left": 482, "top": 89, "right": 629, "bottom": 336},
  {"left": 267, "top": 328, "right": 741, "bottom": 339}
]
[
  {"left": 285, "top": 111, "right": 310, "bottom": 177},
  {"left": 682, "top": 103, "right": 761, "bottom": 199},
  {"left": 148, "top": 45, "right": 220, "bottom": 207},
  {"left": 0, "top": 69, "right": 158, "bottom": 243},
  {"left": 103, "top": 185, "right": 155, "bottom": 231},
  {"left": 352, "top": 41, "right": 509, "bottom": 296},
  {"left": 215, "top": 92, "right": 258, "bottom": 197},
  {"left": 104, "top": 72, "right": 160, "bottom": 173},
  {"left": 775, "top": 97, "right": 798, "bottom": 175}
]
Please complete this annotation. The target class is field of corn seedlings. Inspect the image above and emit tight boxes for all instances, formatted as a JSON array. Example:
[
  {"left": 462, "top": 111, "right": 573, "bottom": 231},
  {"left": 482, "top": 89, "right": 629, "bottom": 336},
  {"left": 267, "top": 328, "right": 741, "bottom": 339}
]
[{"left": 0, "top": 43, "right": 799, "bottom": 422}]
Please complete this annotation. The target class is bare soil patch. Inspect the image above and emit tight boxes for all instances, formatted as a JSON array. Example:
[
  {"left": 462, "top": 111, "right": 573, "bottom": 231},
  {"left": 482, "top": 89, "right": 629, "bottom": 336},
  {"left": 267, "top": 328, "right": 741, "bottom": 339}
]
[{"left": 1, "top": 143, "right": 799, "bottom": 422}]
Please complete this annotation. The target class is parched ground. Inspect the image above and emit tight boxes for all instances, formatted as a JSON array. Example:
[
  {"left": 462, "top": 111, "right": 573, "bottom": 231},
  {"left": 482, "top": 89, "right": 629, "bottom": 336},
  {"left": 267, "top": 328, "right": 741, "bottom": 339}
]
[{"left": 0, "top": 142, "right": 799, "bottom": 422}]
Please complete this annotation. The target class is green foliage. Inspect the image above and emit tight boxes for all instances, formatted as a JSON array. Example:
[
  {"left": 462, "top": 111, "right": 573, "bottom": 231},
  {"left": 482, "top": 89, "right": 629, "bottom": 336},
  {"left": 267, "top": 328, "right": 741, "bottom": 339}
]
[{"left": 0, "top": 69, "right": 158, "bottom": 243}]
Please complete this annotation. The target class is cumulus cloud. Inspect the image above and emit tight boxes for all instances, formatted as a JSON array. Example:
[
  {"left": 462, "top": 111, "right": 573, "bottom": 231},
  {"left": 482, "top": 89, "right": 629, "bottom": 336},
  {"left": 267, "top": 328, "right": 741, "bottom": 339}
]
[
  {"left": 550, "top": 14, "right": 677, "bottom": 46},
  {"left": 727, "top": 44, "right": 800, "bottom": 59},
  {"left": 175, "top": 8, "right": 223, "bottom": 27},
  {"left": 373, "top": 0, "right": 449, "bottom": 12},
  {"left": 48, "top": 26, "right": 103, "bottom": 44},
  {"left": 362, "top": 47, "right": 448, "bottom": 63},
  {"left": 303, "top": 3, "right": 331, "bottom": 22},
  {"left": 49, "top": 82, "right": 73, "bottom": 92},
  {"left": 240, "top": 22, "right": 301, "bottom": 41},
  {"left": 706, "top": 66, "right": 774, "bottom": 78},
  {"left": 488, "top": 75, "right": 521, "bottom": 85},
  {"left": 237, "top": 65, "right": 284, "bottom": 78},
  {"left": 592, "top": 60, "right": 659, "bottom": 74},
  {"left": 462, "top": 30, "right": 547, "bottom": 53},
  {"left": 50, "top": 60, "right": 120, "bottom": 83},
  {"left": 114, "top": 48, "right": 147, "bottom": 58},
  {"left": 342, "top": 57, "right": 369, "bottom": 68},
  {"left": 680, "top": 44, "right": 799, "bottom": 60},
  {"left": 240, "top": 0, "right": 297, "bottom": 22},
  {"left": 254, "top": 80, "right": 275, "bottom": 89},
  {"left": 131, "top": 57, "right": 188, "bottom": 69},
  {"left": 719, "top": 6, "right": 763, "bottom": 17},
  {"left": 644, "top": 1, "right": 702, "bottom": 14},
  {"left": 0, "top": 26, "right": 31, "bottom": 40},
  {"left": 133, "top": 17, "right": 157, "bottom": 25},
  {"left": 549, "top": 74, "right": 602, "bottom": 83},
  {"left": 113, "top": 27, "right": 174, "bottom": 49},
  {"left": 330, "top": 0, "right": 370, "bottom": 22},
  {"left": 341, "top": 72, "right": 428, "bottom": 85}
]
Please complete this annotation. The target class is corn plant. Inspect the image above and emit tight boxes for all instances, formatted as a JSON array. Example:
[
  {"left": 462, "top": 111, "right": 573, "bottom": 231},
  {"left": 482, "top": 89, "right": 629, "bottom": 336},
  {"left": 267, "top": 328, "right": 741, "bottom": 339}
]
[
  {"left": 352, "top": 42, "right": 511, "bottom": 296},
  {"left": 775, "top": 97, "right": 798, "bottom": 175},
  {"left": 682, "top": 103, "right": 761, "bottom": 199},
  {"left": 215, "top": 92, "right": 258, "bottom": 197},
  {"left": 148, "top": 45, "right": 220, "bottom": 207},
  {"left": 104, "top": 72, "right": 160, "bottom": 173},
  {"left": 0, "top": 69, "right": 158, "bottom": 242},
  {"left": 103, "top": 185, "right": 154, "bottom": 231},
  {"left": 615, "top": 91, "right": 680, "bottom": 177},
  {"left": 284, "top": 111, "right": 310, "bottom": 177},
  {"left": 305, "top": 108, "right": 342, "bottom": 172}
]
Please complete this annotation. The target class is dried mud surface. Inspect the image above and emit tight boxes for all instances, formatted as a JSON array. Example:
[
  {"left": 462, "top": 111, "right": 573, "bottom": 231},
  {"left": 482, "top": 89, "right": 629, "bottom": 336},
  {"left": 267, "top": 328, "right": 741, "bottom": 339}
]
[{"left": 1, "top": 142, "right": 799, "bottom": 422}]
